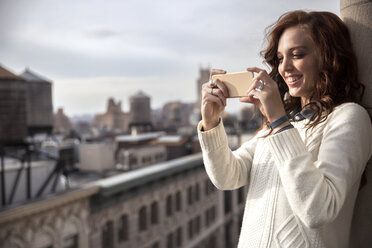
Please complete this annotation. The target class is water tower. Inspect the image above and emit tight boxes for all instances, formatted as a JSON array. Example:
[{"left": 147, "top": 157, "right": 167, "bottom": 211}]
[
  {"left": 129, "top": 91, "right": 153, "bottom": 134},
  {"left": 0, "top": 65, "right": 27, "bottom": 145},
  {"left": 20, "top": 68, "right": 53, "bottom": 135}
]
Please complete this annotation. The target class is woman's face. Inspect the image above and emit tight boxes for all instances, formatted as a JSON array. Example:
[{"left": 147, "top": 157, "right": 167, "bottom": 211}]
[{"left": 277, "top": 25, "right": 320, "bottom": 106}]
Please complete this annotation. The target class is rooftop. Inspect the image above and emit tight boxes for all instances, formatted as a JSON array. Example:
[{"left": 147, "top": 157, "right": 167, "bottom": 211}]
[
  {"left": 20, "top": 68, "right": 51, "bottom": 82},
  {"left": 115, "top": 131, "right": 165, "bottom": 143},
  {"left": 0, "top": 65, "right": 23, "bottom": 80}
]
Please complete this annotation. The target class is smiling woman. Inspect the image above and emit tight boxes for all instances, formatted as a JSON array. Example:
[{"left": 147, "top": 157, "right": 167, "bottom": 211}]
[
  {"left": 263, "top": 11, "right": 365, "bottom": 131},
  {"left": 198, "top": 10, "right": 372, "bottom": 248}
]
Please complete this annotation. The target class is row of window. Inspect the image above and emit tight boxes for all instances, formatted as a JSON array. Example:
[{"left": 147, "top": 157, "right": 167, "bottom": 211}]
[
  {"left": 128, "top": 152, "right": 166, "bottom": 166},
  {"left": 147, "top": 225, "right": 182, "bottom": 248},
  {"left": 145, "top": 205, "right": 217, "bottom": 248},
  {"left": 101, "top": 179, "right": 218, "bottom": 248},
  {"left": 187, "top": 179, "right": 217, "bottom": 206},
  {"left": 103, "top": 206, "right": 217, "bottom": 248}
]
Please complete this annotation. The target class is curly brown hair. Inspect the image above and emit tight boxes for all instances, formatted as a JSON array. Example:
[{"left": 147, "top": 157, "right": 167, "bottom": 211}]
[{"left": 262, "top": 10, "right": 365, "bottom": 130}]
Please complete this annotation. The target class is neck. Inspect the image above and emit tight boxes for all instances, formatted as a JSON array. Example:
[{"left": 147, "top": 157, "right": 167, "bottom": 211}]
[{"left": 301, "top": 97, "right": 309, "bottom": 108}]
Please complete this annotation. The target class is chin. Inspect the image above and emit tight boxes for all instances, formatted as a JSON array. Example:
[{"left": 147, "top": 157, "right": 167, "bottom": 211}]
[{"left": 288, "top": 89, "right": 300, "bottom": 98}]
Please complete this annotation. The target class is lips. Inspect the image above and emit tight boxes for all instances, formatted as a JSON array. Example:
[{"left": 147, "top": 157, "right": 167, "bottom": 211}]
[{"left": 285, "top": 74, "right": 302, "bottom": 86}]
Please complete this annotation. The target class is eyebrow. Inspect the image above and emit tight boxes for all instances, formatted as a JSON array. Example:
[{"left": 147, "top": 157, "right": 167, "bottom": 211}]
[{"left": 277, "top": 46, "right": 309, "bottom": 55}]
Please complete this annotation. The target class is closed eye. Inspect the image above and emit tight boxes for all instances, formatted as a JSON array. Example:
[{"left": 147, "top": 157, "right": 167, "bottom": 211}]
[{"left": 293, "top": 53, "right": 305, "bottom": 59}]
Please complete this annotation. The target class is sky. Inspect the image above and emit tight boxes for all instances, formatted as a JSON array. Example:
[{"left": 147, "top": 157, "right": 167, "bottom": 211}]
[{"left": 0, "top": 0, "right": 340, "bottom": 116}]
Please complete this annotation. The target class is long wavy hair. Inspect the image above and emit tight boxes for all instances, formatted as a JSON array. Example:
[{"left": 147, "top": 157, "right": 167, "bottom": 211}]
[{"left": 262, "top": 10, "right": 365, "bottom": 130}]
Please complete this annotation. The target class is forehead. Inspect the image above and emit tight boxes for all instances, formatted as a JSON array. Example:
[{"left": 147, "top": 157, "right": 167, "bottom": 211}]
[{"left": 278, "top": 26, "right": 315, "bottom": 52}]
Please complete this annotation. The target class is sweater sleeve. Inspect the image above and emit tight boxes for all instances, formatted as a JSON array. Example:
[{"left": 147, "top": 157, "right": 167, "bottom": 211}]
[
  {"left": 267, "top": 103, "right": 372, "bottom": 228},
  {"left": 197, "top": 120, "right": 259, "bottom": 190}
]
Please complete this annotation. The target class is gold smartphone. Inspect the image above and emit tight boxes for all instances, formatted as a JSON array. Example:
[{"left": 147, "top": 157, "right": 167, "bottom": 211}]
[{"left": 212, "top": 71, "right": 254, "bottom": 98}]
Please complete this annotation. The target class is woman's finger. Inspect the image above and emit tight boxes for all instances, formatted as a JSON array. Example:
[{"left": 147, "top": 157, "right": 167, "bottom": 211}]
[
  {"left": 204, "top": 93, "right": 225, "bottom": 110},
  {"left": 212, "top": 87, "right": 227, "bottom": 106},
  {"left": 210, "top": 69, "right": 226, "bottom": 77},
  {"left": 246, "top": 67, "right": 265, "bottom": 74},
  {"left": 213, "top": 79, "right": 229, "bottom": 98},
  {"left": 202, "top": 83, "right": 226, "bottom": 107}
]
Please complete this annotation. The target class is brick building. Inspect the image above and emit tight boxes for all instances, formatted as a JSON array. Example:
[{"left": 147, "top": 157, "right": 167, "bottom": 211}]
[{"left": 0, "top": 154, "right": 246, "bottom": 248}]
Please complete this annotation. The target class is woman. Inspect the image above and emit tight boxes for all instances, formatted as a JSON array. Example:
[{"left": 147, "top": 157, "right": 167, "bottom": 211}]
[{"left": 198, "top": 10, "right": 372, "bottom": 248}]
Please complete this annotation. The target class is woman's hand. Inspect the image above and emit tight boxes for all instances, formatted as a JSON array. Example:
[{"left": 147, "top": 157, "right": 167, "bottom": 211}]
[
  {"left": 201, "top": 69, "right": 229, "bottom": 131},
  {"left": 240, "top": 67, "right": 286, "bottom": 123}
]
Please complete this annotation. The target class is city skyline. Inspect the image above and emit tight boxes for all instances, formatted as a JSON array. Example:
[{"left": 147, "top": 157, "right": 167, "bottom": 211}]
[{"left": 0, "top": 0, "right": 340, "bottom": 116}]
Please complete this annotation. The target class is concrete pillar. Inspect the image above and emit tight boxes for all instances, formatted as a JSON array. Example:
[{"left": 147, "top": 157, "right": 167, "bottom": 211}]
[{"left": 340, "top": 1, "right": 372, "bottom": 247}]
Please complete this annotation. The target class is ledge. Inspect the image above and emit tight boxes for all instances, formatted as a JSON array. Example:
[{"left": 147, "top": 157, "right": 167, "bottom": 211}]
[
  {"left": 95, "top": 153, "right": 204, "bottom": 197},
  {"left": 0, "top": 184, "right": 99, "bottom": 225}
]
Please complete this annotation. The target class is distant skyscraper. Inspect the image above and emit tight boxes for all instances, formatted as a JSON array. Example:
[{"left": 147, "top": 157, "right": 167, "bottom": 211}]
[
  {"left": 157, "top": 101, "right": 194, "bottom": 131},
  {"left": 191, "top": 68, "right": 210, "bottom": 126},
  {"left": 196, "top": 68, "right": 210, "bottom": 109},
  {"left": 93, "top": 98, "right": 129, "bottom": 132},
  {"left": 54, "top": 108, "right": 72, "bottom": 134}
]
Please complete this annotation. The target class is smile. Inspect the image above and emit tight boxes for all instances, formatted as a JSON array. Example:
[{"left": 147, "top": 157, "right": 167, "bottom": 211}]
[{"left": 285, "top": 75, "right": 302, "bottom": 86}]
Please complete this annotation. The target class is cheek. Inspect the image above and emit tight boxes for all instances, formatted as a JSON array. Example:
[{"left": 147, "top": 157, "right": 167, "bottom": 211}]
[{"left": 278, "top": 65, "right": 284, "bottom": 78}]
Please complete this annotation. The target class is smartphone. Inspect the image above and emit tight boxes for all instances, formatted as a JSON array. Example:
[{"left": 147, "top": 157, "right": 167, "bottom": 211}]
[{"left": 212, "top": 71, "right": 254, "bottom": 98}]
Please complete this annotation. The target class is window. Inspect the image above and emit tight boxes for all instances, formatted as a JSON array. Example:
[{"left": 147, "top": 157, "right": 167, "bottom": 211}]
[
  {"left": 211, "top": 207, "right": 216, "bottom": 223},
  {"left": 63, "top": 234, "right": 78, "bottom": 248},
  {"left": 224, "top": 191, "right": 232, "bottom": 214},
  {"left": 205, "top": 180, "right": 215, "bottom": 196},
  {"left": 206, "top": 206, "right": 217, "bottom": 227},
  {"left": 224, "top": 221, "right": 233, "bottom": 248},
  {"left": 195, "top": 183, "right": 200, "bottom": 202},
  {"left": 188, "top": 220, "right": 193, "bottom": 239},
  {"left": 205, "top": 209, "right": 209, "bottom": 227},
  {"left": 102, "top": 221, "right": 114, "bottom": 248},
  {"left": 118, "top": 214, "right": 128, "bottom": 242},
  {"left": 129, "top": 155, "right": 137, "bottom": 166},
  {"left": 151, "top": 201, "right": 159, "bottom": 224},
  {"left": 205, "top": 180, "right": 209, "bottom": 196},
  {"left": 167, "top": 233, "right": 174, "bottom": 248},
  {"left": 175, "top": 191, "right": 182, "bottom": 212},
  {"left": 206, "top": 234, "right": 217, "bottom": 248},
  {"left": 151, "top": 241, "right": 160, "bottom": 248},
  {"left": 166, "top": 195, "right": 173, "bottom": 217},
  {"left": 237, "top": 187, "right": 245, "bottom": 204},
  {"left": 176, "top": 227, "right": 182, "bottom": 247},
  {"left": 195, "top": 216, "right": 201, "bottom": 234},
  {"left": 139, "top": 206, "right": 147, "bottom": 231},
  {"left": 187, "top": 186, "right": 193, "bottom": 205}
]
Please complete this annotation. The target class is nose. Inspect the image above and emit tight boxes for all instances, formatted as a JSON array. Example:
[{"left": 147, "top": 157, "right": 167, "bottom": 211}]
[{"left": 281, "top": 57, "right": 293, "bottom": 72}]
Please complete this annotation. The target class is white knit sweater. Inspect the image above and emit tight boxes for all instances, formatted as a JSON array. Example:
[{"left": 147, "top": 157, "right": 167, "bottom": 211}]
[{"left": 198, "top": 103, "right": 372, "bottom": 248}]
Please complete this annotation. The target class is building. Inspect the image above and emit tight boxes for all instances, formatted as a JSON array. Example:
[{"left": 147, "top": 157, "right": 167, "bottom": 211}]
[
  {"left": 115, "top": 132, "right": 166, "bottom": 170},
  {"left": 195, "top": 68, "right": 210, "bottom": 110},
  {"left": 154, "top": 102, "right": 194, "bottom": 132},
  {"left": 117, "top": 145, "right": 167, "bottom": 170},
  {"left": 93, "top": 98, "right": 129, "bottom": 133},
  {"left": 54, "top": 108, "right": 72, "bottom": 135},
  {"left": 0, "top": 153, "right": 246, "bottom": 248},
  {"left": 153, "top": 135, "right": 193, "bottom": 161},
  {"left": 79, "top": 143, "right": 115, "bottom": 172},
  {"left": 191, "top": 68, "right": 210, "bottom": 126}
]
